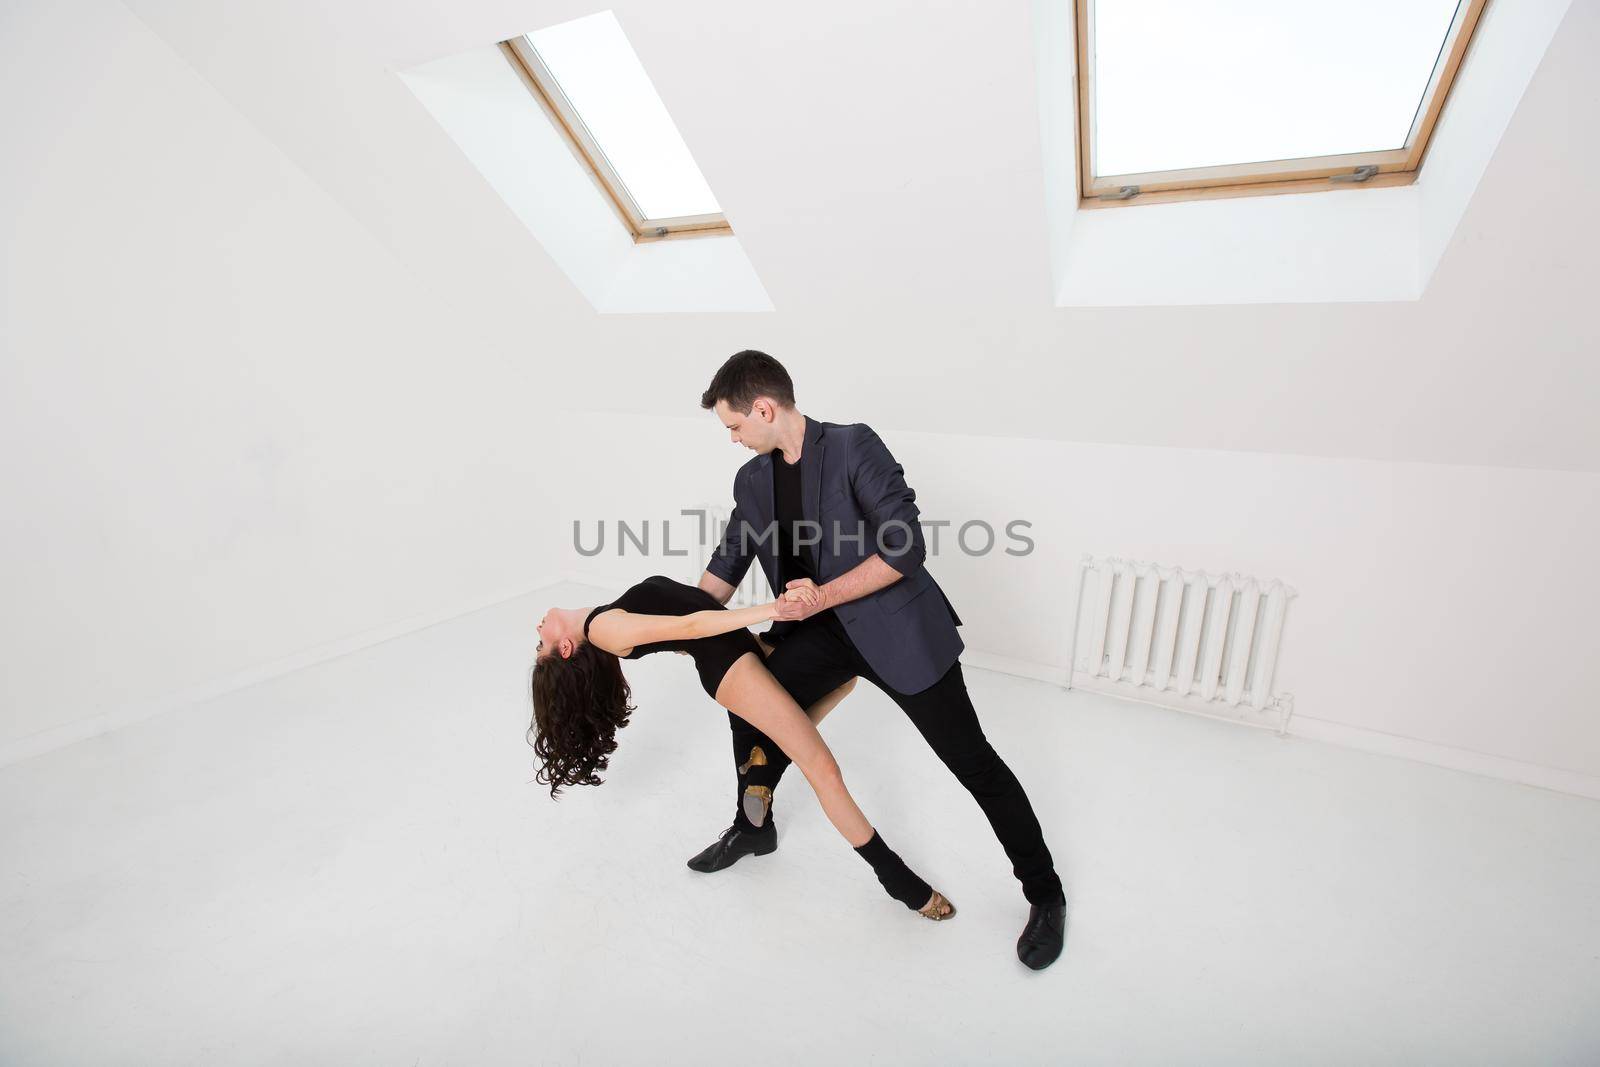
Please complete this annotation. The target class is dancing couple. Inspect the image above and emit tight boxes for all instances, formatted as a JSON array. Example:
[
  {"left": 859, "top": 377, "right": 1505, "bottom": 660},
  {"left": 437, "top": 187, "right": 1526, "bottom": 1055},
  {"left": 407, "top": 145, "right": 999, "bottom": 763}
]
[{"left": 529, "top": 350, "right": 1067, "bottom": 969}]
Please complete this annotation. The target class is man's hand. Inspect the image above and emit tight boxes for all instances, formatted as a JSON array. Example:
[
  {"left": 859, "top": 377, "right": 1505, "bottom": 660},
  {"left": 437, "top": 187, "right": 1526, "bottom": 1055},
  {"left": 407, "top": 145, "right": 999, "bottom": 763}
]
[{"left": 774, "top": 578, "right": 828, "bottom": 622}]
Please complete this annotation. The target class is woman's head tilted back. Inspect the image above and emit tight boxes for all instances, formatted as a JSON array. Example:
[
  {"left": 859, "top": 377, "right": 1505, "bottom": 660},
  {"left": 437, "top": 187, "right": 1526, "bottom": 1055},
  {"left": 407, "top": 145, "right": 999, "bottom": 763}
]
[{"left": 528, "top": 607, "right": 634, "bottom": 797}]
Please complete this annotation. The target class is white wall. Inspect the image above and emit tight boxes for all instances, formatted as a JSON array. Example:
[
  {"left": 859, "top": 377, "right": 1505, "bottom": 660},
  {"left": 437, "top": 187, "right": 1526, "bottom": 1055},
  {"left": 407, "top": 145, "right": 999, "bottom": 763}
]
[
  {"left": 543, "top": 411, "right": 1600, "bottom": 791},
  {"left": 117, "top": 0, "right": 1600, "bottom": 474},
  {"left": 3, "top": 0, "right": 1594, "bottom": 805},
  {"left": 1417, "top": 0, "right": 1576, "bottom": 281},
  {"left": 1056, "top": 186, "right": 1422, "bottom": 306},
  {"left": 0, "top": 0, "right": 562, "bottom": 758}
]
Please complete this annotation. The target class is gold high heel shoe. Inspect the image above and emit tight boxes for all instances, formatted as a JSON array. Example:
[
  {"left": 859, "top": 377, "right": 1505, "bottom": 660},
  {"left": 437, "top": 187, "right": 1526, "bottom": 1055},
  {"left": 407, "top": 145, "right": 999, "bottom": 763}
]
[
  {"left": 738, "top": 745, "right": 768, "bottom": 775},
  {"left": 918, "top": 890, "right": 956, "bottom": 921}
]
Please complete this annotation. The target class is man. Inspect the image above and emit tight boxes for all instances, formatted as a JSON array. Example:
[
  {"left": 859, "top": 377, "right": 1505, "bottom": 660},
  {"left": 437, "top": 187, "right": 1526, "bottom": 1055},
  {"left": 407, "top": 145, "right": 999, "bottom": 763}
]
[{"left": 688, "top": 350, "right": 1068, "bottom": 970}]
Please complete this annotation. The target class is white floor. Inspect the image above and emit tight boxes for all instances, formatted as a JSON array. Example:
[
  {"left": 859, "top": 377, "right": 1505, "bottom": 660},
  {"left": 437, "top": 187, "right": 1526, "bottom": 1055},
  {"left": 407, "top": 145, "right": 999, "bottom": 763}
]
[{"left": 3, "top": 581, "right": 1598, "bottom": 1065}]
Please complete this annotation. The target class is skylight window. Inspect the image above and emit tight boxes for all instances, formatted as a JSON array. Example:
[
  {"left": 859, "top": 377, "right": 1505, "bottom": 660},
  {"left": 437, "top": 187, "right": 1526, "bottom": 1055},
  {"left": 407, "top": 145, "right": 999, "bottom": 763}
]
[
  {"left": 1076, "top": 0, "right": 1489, "bottom": 205},
  {"left": 501, "top": 12, "right": 729, "bottom": 240}
]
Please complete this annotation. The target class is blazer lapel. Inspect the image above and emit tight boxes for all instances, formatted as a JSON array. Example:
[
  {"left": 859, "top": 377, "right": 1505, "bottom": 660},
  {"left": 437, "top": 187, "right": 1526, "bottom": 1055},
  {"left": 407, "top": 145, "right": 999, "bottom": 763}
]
[
  {"left": 801, "top": 415, "right": 825, "bottom": 562},
  {"left": 751, "top": 452, "right": 774, "bottom": 528},
  {"left": 750, "top": 452, "right": 776, "bottom": 589}
]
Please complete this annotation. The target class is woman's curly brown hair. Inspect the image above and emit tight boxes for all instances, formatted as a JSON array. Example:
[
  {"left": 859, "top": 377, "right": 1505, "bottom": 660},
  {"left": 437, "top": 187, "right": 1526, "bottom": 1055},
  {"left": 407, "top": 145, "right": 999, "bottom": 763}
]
[{"left": 529, "top": 641, "right": 635, "bottom": 797}]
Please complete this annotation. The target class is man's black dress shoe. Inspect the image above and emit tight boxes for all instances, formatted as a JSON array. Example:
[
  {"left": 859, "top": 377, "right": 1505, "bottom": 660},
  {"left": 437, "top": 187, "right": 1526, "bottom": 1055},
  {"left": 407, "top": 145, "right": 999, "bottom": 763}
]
[
  {"left": 1016, "top": 901, "right": 1067, "bottom": 970},
  {"left": 686, "top": 823, "right": 777, "bottom": 873}
]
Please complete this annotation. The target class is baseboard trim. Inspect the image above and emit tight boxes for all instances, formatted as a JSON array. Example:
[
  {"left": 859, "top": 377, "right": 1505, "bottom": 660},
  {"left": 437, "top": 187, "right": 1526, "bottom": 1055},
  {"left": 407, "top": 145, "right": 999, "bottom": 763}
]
[
  {"left": 960, "top": 649, "right": 1070, "bottom": 686},
  {"left": 1285, "top": 714, "right": 1600, "bottom": 802},
  {"left": 959, "top": 652, "right": 1600, "bottom": 803},
  {"left": 0, "top": 573, "right": 567, "bottom": 770},
  {"left": 560, "top": 570, "right": 637, "bottom": 594}
]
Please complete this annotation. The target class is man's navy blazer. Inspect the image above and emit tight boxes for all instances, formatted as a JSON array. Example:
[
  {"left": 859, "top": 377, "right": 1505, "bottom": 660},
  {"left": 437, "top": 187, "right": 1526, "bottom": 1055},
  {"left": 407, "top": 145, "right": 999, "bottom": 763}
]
[{"left": 706, "top": 415, "right": 964, "bottom": 695}]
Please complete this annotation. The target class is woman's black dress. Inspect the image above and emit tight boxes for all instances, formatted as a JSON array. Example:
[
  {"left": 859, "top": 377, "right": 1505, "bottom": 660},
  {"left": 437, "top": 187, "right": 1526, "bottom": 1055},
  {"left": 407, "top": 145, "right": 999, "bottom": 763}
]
[{"left": 583, "top": 575, "right": 762, "bottom": 698}]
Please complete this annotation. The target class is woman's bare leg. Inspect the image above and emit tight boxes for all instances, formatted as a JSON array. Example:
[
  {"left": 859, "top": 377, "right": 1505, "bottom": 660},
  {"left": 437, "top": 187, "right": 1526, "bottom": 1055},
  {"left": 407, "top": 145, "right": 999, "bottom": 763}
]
[
  {"left": 805, "top": 676, "right": 856, "bottom": 727},
  {"left": 715, "top": 654, "right": 950, "bottom": 918},
  {"left": 715, "top": 654, "right": 871, "bottom": 845},
  {"left": 734, "top": 643, "right": 855, "bottom": 829},
  {"left": 757, "top": 635, "right": 856, "bottom": 728}
]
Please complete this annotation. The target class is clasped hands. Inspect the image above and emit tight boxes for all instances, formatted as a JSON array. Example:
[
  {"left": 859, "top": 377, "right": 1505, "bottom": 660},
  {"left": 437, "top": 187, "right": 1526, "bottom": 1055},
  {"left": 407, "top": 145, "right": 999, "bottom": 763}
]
[{"left": 772, "top": 578, "right": 828, "bottom": 622}]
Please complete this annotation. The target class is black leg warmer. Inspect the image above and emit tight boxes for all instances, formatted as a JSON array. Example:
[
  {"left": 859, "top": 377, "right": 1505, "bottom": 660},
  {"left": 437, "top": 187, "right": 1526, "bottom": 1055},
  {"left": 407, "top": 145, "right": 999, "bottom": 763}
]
[{"left": 854, "top": 830, "right": 933, "bottom": 910}]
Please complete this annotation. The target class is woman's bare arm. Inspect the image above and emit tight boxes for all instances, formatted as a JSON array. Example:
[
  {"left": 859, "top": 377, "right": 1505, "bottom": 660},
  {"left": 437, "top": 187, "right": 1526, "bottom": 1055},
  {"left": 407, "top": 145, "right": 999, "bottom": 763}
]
[{"left": 588, "top": 601, "right": 778, "bottom": 655}]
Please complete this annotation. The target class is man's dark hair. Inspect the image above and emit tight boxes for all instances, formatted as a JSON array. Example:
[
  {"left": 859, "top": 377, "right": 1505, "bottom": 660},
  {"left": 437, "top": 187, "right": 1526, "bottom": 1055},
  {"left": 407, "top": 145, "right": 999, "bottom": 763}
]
[{"left": 699, "top": 350, "right": 796, "bottom": 413}]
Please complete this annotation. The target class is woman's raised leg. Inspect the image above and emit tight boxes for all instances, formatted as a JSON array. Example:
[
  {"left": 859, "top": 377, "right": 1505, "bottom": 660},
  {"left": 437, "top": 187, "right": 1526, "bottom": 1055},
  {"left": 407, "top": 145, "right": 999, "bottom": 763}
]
[
  {"left": 716, "top": 653, "right": 869, "bottom": 844},
  {"left": 714, "top": 653, "right": 953, "bottom": 918},
  {"left": 805, "top": 676, "right": 856, "bottom": 727}
]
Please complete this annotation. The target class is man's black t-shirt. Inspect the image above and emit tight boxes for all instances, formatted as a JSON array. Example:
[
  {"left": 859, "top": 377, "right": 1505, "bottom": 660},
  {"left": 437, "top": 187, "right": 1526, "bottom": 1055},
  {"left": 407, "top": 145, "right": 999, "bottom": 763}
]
[{"left": 772, "top": 448, "right": 818, "bottom": 587}]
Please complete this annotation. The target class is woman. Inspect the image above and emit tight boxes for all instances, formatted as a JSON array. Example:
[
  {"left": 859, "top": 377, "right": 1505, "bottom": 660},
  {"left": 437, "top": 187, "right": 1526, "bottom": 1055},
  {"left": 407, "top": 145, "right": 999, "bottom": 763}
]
[{"left": 530, "top": 574, "right": 954, "bottom": 920}]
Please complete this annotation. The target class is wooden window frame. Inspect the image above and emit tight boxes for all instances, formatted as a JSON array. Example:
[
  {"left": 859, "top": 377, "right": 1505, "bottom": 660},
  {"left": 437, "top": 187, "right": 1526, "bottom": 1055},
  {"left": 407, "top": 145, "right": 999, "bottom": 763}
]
[
  {"left": 499, "top": 36, "right": 732, "bottom": 242},
  {"left": 1074, "top": 0, "right": 1490, "bottom": 209}
]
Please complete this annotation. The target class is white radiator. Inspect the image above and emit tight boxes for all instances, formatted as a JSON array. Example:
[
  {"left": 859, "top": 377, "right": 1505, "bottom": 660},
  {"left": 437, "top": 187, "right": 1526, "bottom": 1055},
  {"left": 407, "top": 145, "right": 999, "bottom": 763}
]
[
  {"left": 687, "top": 503, "right": 774, "bottom": 607},
  {"left": 1071, "top": 555, "right": 1296, "bottom": 732}
]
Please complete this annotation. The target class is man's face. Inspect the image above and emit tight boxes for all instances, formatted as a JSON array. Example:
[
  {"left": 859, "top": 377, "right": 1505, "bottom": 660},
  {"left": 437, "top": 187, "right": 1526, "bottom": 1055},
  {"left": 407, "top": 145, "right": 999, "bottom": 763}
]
[{"left": 713, "top": 398, "right": 779, "bottom": 454}]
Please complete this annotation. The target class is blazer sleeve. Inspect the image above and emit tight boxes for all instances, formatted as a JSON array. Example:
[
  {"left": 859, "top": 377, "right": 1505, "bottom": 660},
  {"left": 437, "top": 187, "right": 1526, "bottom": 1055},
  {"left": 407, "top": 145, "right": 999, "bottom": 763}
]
[
  {"left": 848, "top": 424, "right": 927, "bottom": 577},
  {"left": 705, "top": 474, "right": 756, "bottom": 588}
]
